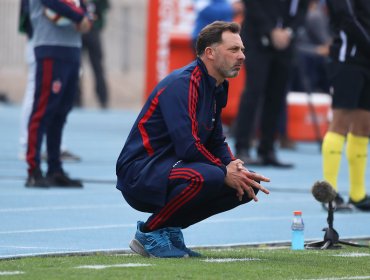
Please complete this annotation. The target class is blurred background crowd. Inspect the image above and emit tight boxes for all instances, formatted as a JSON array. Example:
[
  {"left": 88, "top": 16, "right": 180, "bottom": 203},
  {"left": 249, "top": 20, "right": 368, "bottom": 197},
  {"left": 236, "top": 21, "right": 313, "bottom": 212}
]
[{"left": 0, "top": 0, "right": 330, "bottom": 112}]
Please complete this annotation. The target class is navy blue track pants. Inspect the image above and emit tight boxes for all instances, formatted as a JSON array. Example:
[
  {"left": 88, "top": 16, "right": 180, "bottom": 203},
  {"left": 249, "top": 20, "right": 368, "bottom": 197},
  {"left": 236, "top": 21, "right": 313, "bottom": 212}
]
[
  {"left": 122, "top": 161, "right": 258, "bottom": 230},
  {"left": 26, "top": 56, "right": 80, "bottom": 174}
]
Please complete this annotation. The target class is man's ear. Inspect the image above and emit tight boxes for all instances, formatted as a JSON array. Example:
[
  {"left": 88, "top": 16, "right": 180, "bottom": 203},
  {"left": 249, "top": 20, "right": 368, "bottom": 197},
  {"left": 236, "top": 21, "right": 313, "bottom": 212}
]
[{"left": 204, "top": 47, "right": 215, "bottom": 60}]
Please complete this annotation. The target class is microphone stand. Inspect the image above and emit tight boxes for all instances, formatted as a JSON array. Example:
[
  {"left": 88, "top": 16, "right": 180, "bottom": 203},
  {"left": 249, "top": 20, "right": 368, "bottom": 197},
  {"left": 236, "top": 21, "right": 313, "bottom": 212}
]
[{"left": 306, "top": 201, "right": 369, "bottom": 249}]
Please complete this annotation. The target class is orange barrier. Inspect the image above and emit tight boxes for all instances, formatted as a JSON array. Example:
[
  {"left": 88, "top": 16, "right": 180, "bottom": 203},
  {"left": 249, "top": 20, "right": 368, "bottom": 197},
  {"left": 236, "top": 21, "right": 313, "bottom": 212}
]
[
  {"left": 287, "top": 92, "right": 331, "bottom": 141},
  {"left": 144, "top": 0, "right": 159, "bottom": 101}
]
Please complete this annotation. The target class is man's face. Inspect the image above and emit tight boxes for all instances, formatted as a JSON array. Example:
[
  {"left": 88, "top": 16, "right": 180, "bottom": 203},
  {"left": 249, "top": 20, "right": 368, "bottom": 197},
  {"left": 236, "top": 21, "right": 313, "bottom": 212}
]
[{"left": 212, "top": 31, "right": 245, "bottom": 79}]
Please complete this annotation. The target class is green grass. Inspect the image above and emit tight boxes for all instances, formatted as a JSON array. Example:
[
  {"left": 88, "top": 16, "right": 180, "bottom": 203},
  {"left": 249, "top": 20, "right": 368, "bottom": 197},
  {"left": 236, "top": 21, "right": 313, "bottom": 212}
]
[{"left": 1, "top": 246, "right": 370, "bottom": 280}]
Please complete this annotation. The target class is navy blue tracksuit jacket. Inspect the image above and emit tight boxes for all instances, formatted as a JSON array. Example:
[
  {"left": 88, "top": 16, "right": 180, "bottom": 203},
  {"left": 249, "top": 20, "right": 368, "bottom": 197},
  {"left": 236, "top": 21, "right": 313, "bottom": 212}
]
[{"left": 116, "top": 58, "right": 235, "bottom": 208}]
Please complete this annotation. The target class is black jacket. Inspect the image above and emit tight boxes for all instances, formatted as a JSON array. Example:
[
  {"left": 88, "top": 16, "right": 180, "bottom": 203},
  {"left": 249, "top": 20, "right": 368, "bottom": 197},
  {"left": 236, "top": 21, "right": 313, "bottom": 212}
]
[
  {"left": 327, "top": 0, "right": 370, "bottom": 66},
  {"left": 241, "top": 0, "right": 309, "bottom": 51}
]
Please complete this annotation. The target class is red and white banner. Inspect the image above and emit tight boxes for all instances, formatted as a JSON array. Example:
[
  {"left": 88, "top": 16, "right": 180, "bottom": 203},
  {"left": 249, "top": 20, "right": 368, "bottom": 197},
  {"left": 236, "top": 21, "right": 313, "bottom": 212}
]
[{"left": 145, "top": 0, "right": 194, "bottom": 98}]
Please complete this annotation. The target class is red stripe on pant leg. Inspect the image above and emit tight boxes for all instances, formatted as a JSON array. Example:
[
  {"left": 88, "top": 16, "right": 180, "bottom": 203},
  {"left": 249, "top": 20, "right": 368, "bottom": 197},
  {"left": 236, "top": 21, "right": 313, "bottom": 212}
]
[
  {"left": 148, "top": 170, "right": 199, "bottom": 229},
  {"left": 148, "top": 176, "right": 200, "bottom": 230},
  {"left": 148, "top": 168, "right": 203, "bottom": 228},
  {"left": 153, "top": 177, "right": 202, "bottom": 227},
  {"left": 147, "top": 168, "right": 201, "bottom": 229},
  {"left": 26, "top": 59, "right": 53, "bottom": 173},
  {"left": 147, "top": 168, "right": 203, "bottom": 229}
]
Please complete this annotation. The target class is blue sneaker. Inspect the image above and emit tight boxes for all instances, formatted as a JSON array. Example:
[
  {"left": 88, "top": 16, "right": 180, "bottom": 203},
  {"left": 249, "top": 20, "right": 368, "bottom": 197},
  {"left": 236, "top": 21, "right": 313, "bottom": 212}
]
[
  {"left": 129, "top": 221, "right": 188, "bottom": 258},
  {"left": 166, "top": 227, "right": 201, "bottom": 257}
]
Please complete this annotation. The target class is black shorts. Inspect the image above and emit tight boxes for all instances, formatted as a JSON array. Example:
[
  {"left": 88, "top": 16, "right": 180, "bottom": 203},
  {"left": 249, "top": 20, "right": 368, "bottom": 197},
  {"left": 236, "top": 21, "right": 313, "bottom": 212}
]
[{"left": 329, "top": 61, "right": 370, "bottom": 111}]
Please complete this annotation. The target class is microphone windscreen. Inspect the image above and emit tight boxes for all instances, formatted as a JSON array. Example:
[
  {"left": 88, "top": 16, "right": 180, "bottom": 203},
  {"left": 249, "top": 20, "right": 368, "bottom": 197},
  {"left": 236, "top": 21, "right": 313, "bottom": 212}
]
[{"left": 311, "top": 181, "right": 337, "bottom": 203}]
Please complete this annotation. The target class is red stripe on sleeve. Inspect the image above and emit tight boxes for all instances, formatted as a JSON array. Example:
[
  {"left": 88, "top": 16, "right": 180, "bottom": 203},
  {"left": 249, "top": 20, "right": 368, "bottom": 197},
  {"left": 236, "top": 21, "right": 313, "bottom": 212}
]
[
  {"left": 59, "top": 0, "right": 85, "bottom": 15},
  {"left": 138, "top": 88, "right": 165, "bottom": 156},
  {"left": 188, "top": 67, "right": 223, "bottom": 166}
]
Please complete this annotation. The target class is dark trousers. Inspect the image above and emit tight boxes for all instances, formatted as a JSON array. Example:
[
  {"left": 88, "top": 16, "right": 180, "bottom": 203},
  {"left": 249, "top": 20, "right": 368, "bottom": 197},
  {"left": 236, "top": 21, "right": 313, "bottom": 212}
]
[
  {"left": 234, "top": 48, "right": 293, "bottom": 156},
  {"left": 27, "top": 56, "right": 80, "bottom": 174},
  {"left": 81, "top": 28, "right": 108, "bottom": 107},
  {"left": 122, "top": 161, "right": 258, "bottom": 230}
]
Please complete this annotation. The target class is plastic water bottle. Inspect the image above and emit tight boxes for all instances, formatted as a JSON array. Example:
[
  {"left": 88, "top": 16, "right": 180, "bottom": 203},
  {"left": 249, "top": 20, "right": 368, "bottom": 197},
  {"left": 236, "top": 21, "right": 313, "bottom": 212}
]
[{"left": 291, "top": 210, "right": 304, "bottom": 250}]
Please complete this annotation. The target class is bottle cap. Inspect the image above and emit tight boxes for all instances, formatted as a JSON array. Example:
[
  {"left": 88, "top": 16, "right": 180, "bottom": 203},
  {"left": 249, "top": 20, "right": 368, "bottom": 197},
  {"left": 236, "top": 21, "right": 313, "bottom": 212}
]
[{"left": 293, "top": 210, "right": 302, "bottom": 215}]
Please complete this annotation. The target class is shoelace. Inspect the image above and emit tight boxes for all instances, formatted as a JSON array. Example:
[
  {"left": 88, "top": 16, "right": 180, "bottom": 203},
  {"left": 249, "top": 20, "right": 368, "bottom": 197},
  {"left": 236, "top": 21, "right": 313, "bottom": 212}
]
[{"left": 146, "top": 231, "right": 171, "bottom": 250}]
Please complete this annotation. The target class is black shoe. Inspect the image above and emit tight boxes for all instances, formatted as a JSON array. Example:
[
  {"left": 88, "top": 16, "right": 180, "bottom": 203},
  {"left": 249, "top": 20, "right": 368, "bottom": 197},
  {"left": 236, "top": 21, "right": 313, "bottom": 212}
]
[
  {"left": 349, "top": 195, "right": 370, "bottom": 211},
  {"left": 322, "top": 193, "right": 353, "bottom": 212},
  {"left": 25, "top": 168, "right": 49, "bottom": 188},
  {"left": 46, "top": 170, "right": 83, "bottom": 188},
  {"left": 250, "top": 153, "right": 294, "bottom": 168}
]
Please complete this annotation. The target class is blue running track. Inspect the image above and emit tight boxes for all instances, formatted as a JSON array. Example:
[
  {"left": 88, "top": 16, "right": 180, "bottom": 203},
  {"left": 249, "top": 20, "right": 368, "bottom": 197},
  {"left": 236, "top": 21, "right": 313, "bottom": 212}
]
[{"left": 0, "top": 104, "right": 369, "bottom": 259}]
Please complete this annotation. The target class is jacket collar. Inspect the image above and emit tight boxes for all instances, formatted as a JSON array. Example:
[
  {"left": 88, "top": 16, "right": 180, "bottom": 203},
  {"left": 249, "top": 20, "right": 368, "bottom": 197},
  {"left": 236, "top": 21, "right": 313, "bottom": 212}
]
[
  {"left": 196, "top": 57, "right": 229, "bottom": 108},
  {"left": 196, "top": 57, "right": 229, "bottom": 92}
]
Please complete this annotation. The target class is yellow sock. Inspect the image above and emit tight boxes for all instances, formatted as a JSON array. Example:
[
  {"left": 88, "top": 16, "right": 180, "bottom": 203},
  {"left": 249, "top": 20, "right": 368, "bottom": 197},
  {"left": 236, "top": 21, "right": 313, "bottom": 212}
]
[
  {"left": 346, "top": 133, "right": 368, "bottom": 202},
  {"left": 322, "top": 131, "right": 345, "bottom": 191}
]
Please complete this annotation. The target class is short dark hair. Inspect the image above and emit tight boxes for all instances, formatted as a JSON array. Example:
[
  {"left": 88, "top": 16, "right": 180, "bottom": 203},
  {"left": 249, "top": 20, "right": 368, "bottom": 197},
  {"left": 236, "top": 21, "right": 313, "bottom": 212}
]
[{"left": 195, "top": 21, "right": 241, "bottom": 56}]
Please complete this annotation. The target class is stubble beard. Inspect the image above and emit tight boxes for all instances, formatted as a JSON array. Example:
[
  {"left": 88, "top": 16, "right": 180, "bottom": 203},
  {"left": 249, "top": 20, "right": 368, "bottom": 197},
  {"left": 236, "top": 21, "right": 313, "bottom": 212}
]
[{"left": 221, "top": 68, "right": 240, "bottom": 78}]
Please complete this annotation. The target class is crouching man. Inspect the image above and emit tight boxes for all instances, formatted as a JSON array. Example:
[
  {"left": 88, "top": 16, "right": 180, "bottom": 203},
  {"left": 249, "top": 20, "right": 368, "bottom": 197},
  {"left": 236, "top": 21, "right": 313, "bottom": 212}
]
[{"left": 116, "top": 21, "right": 270, "bottom": 258}]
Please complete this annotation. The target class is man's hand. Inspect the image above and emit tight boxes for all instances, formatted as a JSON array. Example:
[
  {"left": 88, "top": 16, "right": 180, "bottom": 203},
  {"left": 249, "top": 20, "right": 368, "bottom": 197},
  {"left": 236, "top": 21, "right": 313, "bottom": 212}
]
[
  {"left": 270, "top": 27, "right": 292, "bottom": 50},
  {"left": 76, "top": 16, "right": 92, "bottom": 34},
  {"left": 225, "top": 159, "right": 270, "bottom": 202}
]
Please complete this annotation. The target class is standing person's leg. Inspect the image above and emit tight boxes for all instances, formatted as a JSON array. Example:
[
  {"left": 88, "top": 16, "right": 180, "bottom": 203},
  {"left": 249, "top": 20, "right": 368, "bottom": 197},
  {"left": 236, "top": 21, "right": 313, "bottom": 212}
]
[
  {"left": 321, "top": 62, "right": 364, "bottom": 210},
  {"left": 84, "top": 29, "right": 108, "bottom": 108},
  {"left": 26, "top": 57, "right": 62, "bottom": 187},
  {"left": 21, "top": 41, "right": 79, "bottom": 163},
  {"left": 346, "top": 67, "right": 370, "bottom": 210},
  {"left": 346, "top": 129, "right": 369, "bottom": 205},
  {"left": 257, "top": 53, "right": 293, "bottom": 167},
  {"left": 234, "top": 49, "right": 270, "bottom": 160},
  {"left": 19, "top": 40, "right": 36, "bottom": 159},
  {"left": 322, "top": 109, "right": 350, "bottom": 192},
  {"left": 46, "top": 58, "right": 82, "bottom": 187}
]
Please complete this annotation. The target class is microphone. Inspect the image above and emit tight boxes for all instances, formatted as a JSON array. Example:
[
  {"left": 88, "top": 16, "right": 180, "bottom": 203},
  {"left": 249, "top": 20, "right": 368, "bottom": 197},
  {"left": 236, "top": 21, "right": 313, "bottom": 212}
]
[{"left": 311, "top": 181, "right": 337, "bottom": 203}]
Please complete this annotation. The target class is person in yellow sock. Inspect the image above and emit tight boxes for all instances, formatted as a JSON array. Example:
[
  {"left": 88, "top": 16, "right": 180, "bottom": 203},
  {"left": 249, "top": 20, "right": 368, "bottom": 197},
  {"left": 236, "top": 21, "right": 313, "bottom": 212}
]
[
  {"left": 322, "top": 132, "right": 353, "bottom": 211},
  {"left": 322, "top": 0, "right": 370, "bottom": 212},
  {"left": 346, "top": 133, "right": 370, "bottom": 210}
]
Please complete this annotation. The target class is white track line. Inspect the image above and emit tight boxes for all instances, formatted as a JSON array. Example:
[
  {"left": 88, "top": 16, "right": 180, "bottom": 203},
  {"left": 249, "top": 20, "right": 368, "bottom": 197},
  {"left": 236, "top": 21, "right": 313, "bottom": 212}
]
[
  {"left": 0, "top": 204, "right": 125, "bottom": 213},
  {"left": 0, "top": 224, "right": 135, "bottom": 234},
  {"left": 332, "top": 253, "right": 370, "bottom": 257},
  {"left": 203, "top": 258, "right": 262, "bottom": 263},
  {"left": 0, "top": 271, "right": 24, "bottom": 276},
  {"left": 0, "top": 248, "right": 134, "bottom": 259},
  {"left": 76, "top": 264, "right": 152, "bottom": 269}
]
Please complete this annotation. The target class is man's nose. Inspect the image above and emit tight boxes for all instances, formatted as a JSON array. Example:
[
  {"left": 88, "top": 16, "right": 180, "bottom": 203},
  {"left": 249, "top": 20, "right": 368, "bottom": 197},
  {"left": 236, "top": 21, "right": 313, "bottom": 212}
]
[{"left": 238, "top": 50, "right": 245, "bottom": 61}]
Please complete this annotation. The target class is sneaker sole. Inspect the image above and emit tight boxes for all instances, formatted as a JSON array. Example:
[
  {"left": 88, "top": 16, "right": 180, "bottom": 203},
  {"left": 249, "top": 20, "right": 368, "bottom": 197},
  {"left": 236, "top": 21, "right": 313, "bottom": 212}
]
[
  {"left": 129, "top": 239, "right": 189, "bottom": 258},
  {"left": 129, "top": 239, "right": 150, "bottom": 257}
]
